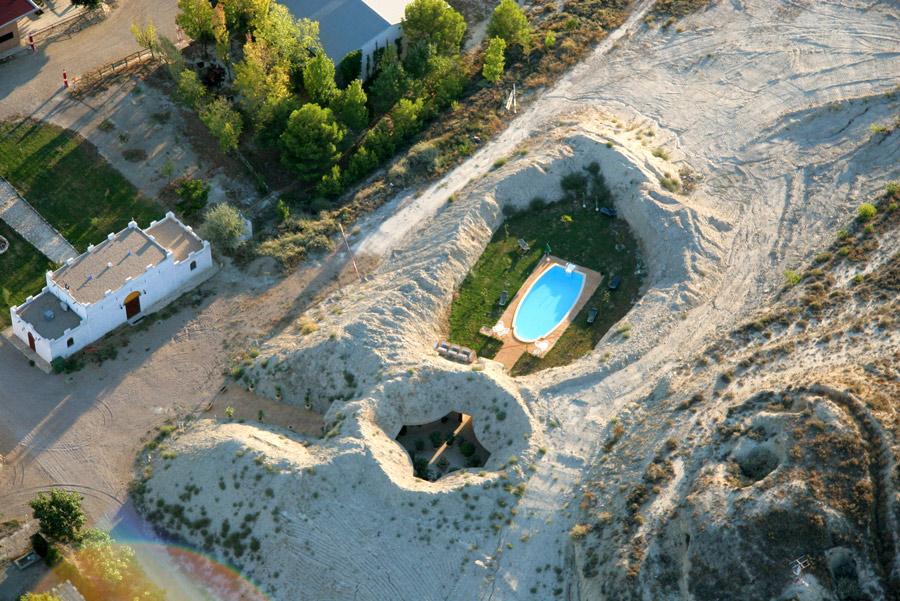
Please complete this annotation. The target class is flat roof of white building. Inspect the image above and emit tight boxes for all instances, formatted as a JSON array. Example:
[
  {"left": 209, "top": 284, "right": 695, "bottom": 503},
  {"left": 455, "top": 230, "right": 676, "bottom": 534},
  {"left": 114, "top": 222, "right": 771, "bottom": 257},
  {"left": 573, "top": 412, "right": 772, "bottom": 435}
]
[
  {"left": 51, "top": 227, "right": 168, "bottom": 304},
  {"left": 15, "top": 289, "right": 82, "bottom": 340},
  {"left": 145, "top": 216, "right": 204, "bottom": 262}
]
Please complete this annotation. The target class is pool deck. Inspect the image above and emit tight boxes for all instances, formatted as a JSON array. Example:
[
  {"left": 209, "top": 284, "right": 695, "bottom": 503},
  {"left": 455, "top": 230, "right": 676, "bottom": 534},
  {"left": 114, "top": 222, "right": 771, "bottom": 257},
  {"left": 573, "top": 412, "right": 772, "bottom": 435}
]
[{"left": 481, "top": 255, "right": 603, "bottom": 369}]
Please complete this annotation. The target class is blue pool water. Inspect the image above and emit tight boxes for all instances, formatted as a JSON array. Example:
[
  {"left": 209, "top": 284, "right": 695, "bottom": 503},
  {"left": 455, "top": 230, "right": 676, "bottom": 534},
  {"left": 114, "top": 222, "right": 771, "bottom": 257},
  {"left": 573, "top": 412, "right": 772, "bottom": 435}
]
[{"left": 512, "top": 263, "right": 586, "bottom": 342}]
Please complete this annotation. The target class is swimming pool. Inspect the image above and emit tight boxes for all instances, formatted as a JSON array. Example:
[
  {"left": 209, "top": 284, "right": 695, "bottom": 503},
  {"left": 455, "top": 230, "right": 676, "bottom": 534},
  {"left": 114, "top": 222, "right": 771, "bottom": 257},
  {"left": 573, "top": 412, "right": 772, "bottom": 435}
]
[{"left": 512, "top": 263, "right": 586, "bottom": 342}]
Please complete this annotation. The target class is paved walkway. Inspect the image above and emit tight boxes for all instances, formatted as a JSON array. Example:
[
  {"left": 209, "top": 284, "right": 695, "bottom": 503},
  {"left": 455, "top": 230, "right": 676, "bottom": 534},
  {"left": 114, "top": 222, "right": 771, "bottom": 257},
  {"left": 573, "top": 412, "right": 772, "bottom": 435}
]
[{"left": 0, "top": 178, "right": 77, "bottom": 263}]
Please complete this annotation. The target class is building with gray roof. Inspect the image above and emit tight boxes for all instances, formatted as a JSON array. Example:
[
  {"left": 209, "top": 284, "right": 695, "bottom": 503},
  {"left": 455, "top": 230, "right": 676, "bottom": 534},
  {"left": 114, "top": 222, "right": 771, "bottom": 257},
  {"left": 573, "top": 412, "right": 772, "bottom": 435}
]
[{"left": 280, "top": 0, "right": 414, "bottom": 77}]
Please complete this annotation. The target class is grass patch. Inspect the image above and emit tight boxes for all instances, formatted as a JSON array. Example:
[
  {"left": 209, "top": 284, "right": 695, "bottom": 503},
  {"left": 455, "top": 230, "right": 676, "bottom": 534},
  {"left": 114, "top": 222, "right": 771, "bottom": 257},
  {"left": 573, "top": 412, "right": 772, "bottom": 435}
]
[
  {"left": 0, "top": 119, "right": 161, "bottom": 252},
  {"left": 0, "top": 221, "right": 54, "bottom": 327},
  {"left": 449, "top": 192, "right": 642, "bottom": 376}
]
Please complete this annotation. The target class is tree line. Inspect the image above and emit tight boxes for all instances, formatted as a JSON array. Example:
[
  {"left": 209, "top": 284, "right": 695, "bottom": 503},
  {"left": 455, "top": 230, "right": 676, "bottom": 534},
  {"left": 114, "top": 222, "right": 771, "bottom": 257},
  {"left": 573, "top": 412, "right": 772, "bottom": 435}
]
[{"left": 133, "top": 0, "right": 532, "bottom": 203}]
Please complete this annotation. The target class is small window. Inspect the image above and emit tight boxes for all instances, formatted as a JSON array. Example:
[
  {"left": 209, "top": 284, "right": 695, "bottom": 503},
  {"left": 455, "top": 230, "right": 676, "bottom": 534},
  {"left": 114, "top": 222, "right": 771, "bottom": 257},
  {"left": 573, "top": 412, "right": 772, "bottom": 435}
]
[
  {"left": 190, "top": 260, "right": 197, "bottom": 271},
  {"left": 0, "top": 32, "right": 14, "bottom": 44},
  {"left": 67, "top": 337, "right": 74, "bottom": 347}
]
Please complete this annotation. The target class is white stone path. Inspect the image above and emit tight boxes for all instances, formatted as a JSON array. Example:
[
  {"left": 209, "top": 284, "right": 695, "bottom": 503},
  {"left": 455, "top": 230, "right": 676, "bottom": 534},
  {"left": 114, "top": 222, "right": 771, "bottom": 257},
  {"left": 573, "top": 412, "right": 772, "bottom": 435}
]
[{"left": 0, "top": 177, "right": 77, "bottom": 264}]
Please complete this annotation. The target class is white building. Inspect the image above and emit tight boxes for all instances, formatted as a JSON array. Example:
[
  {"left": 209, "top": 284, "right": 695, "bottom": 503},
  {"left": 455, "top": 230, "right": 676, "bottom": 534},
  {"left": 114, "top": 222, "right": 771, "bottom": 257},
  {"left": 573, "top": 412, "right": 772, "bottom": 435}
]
[
  {"left": 280, "top": 0, "right": 414, "bottom": 78},
  {"left": 10, "top": 212, "right": 213, "bottom": 364}
]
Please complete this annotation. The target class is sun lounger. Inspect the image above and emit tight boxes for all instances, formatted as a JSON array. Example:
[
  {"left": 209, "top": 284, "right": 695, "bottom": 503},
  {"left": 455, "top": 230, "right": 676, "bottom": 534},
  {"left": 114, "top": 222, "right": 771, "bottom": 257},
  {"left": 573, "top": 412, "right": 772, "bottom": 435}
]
[{"left": 517, "top": 238, "right": 530, "bottom": 252}]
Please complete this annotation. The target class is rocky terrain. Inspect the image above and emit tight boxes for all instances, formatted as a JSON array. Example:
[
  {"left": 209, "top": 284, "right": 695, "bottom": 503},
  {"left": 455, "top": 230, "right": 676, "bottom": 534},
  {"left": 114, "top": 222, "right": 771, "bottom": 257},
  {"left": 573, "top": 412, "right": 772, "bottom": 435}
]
[{"left": 131, "top": 1, "right": 899, "bottom": 600}]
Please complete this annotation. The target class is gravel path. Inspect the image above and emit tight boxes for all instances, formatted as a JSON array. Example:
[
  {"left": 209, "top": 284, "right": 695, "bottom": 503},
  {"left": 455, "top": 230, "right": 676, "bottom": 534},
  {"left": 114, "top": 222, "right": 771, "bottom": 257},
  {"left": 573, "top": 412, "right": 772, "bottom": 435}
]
[{"left": 0, "top": 177, "right": 77, "bottom": 263}]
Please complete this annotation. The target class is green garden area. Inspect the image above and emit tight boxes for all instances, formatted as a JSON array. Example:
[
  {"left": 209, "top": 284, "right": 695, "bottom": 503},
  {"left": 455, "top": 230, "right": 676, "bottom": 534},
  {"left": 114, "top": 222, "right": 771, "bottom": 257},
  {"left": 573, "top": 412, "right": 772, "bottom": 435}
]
[
  {"left": 0, "top": 120, "right": 161, "bottom": 325},
  {"left": 448, "top": 166, "right": 643, "bottom": 375},
  {"left": 0, "top": 221, "right": 53, "bottom": 327},
  {"left": 0, "top": 120, "right": 161, "bottom": 252}
]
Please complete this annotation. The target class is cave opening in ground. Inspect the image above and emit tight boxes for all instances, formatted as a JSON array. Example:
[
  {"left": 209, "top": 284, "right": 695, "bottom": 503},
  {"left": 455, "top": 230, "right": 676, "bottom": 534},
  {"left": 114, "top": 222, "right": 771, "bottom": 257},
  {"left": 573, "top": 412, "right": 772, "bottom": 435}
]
[{"left": 395, "top": 411, "right": 490, "bottom": 481}]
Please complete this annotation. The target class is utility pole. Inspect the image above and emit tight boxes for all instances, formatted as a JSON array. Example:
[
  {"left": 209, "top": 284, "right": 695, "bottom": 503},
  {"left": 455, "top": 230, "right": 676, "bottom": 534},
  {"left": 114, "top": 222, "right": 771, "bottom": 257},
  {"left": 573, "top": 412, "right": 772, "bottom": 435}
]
[{"left": 338, "top": 222, "right": 362, "bottom": 283}]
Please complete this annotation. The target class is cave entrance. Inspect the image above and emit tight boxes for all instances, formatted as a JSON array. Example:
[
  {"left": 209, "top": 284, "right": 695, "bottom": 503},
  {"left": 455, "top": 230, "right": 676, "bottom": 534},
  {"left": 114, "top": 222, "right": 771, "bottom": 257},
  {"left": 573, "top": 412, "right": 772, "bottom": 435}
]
[{"left": 395, "top": 412, "right": 490, "bottom": 481}]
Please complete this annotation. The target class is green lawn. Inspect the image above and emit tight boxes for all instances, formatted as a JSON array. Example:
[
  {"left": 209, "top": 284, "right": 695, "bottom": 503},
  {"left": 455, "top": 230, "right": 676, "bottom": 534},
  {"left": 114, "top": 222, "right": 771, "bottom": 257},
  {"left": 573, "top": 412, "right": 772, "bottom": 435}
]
[
  {"left": 0, "top": 221, "right": 54, "bottom": 327},
  {"left": 448, "top": 191, "right": 643, "bottom": 376},
  {"left": 0, "top": 120, "right": 161, "bottom": 252}
]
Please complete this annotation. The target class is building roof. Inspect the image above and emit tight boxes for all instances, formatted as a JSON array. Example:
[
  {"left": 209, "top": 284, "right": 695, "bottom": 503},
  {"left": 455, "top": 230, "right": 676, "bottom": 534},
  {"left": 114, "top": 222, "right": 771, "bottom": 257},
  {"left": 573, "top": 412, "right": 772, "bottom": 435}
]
[
  {"left": 0, "top": 0, "right": 39, "bottom": 30},
  {"left": 145, "top": 216, "right": 204, "bottom": 262},
  {"left": 51, "top": 227, "right": 168, "bottom": 304},
  {"left": 280, "top": 0, "right": 413, "bottom": 61},
  {"left": 16, "top": 289, "right": 82, "bottom": 341}
]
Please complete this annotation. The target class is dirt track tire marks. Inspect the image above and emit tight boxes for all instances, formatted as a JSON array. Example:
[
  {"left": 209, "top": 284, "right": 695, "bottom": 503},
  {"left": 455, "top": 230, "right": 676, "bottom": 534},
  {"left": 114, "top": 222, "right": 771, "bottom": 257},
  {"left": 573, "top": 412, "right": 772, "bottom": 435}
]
[{"left": 808, "top": 384, "right": 900, "bottom": 599}]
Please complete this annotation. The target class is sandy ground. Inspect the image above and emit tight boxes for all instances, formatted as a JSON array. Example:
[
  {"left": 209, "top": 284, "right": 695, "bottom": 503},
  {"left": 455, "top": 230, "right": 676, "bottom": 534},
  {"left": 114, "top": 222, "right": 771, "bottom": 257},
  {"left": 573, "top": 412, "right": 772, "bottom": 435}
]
[
  {"left": 1, "top": 0, "right": 898, "bottom": 599},
  {"left": 139, "top": 1, "right": 899, "bottom": 600}
]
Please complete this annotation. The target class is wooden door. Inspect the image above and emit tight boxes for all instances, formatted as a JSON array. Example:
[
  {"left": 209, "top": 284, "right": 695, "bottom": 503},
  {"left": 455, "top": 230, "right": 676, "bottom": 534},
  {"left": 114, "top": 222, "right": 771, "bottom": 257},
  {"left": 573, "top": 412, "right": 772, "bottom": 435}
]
[
  {"left": 125, "top": 291, "right": 141, "bottom": 319},
  {"left": 27, "top": 331, "right": 35, "bottom": 351}
]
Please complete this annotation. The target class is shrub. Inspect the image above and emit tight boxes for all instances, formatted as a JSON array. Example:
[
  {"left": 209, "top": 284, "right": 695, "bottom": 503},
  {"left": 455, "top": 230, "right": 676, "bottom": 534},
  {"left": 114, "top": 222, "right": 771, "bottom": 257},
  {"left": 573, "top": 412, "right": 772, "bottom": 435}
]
[
  {"left": 544, "top": 31, "right": 556, "bottom": 48},
  {"left": 459, "top": 440, "right": 476, "bottom": 457},
  {"left": 783, "top": 270, "right": 802, "bottom": 287},
  {"left": 176, "top": 178, "right": 210, "bottom": 218},
  {"left": 316, "top": 165, "right": 344, "bottom": 198},
  {"left": 200, "top": 203, "right": 245, "bottom": 253},
  {"left": 569, "top": 523, "right": 592, "bottom": 539},
  {"left": 856, "top": 203, "right": 876, "bottom": 222},
  {"left": 176, "top": 69, "right": 206, "bottom": 108},
  {"left": 200, "top": 97, "right": 243, "bottom": 153},
  {"left": 886, "top": 181, "right": 899, "bottom": 198}
]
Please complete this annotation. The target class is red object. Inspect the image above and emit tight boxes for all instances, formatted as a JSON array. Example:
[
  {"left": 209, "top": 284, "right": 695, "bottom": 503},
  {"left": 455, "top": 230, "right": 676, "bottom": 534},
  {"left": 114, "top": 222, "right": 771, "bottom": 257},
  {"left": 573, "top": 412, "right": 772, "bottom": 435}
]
[
  {"left": 27, "top": 33, "right": 34, "bottom": 52},
  {"left": 62, "top": 70, "right": 68, "bottom": 88},
  {"left": 0, "top": 0, "right": 39, "bottom": 30}
]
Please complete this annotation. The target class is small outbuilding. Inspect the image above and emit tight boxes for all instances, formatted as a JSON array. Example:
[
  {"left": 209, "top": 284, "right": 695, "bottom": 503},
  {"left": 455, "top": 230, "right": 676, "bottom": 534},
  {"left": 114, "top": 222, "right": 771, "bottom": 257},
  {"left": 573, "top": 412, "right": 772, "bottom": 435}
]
[
  {"left": 10, "top": 212, "right": 213, "bottom": 365},
  {"left": 0, "top": 0, "right": 39, "bottom": 53},
  {"left": 280, "top": 0, "right": 413, "bottom": 78}
]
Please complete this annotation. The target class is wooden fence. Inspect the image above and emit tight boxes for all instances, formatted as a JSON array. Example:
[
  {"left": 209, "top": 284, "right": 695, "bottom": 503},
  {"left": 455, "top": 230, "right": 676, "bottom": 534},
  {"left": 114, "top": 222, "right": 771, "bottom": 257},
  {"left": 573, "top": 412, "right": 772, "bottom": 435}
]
[
  {"left": 72, "top": 48, "right": 157, "bottom": 95},
  {"left": 28, "top": 7, "right": 105, "bottom": 45}
]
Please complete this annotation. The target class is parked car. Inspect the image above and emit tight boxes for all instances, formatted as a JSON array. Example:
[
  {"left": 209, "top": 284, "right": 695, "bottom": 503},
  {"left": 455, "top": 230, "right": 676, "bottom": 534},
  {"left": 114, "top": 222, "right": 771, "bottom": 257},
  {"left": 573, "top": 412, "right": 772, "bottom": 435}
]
[
  {"left": 586, "top": 307, "right": 599, "bottom": 324},
  {"left": 608, "top": 275, "right": 621, "bottom": 290},
  {"left": 599, "top": 207, "right": 617, "bottom": 217}
]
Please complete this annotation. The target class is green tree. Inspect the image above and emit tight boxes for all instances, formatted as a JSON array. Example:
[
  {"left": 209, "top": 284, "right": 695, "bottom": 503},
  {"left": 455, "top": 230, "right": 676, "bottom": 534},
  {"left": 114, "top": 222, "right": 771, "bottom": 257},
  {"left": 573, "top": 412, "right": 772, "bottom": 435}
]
[
  {"left": 200, "top": 97, "right": 243, "bottom": 153},
  {"left": 79, "top": 529, "right": 134, "bottom": 585},
  {"left": 370, "top": 46, "right": 408, "bottom": 114},
  {"left": 130, "top": 20, "right": 159, "bottom": 58},
  {"left": 423, "top": 54, "right": 466, "bottom": 108},
  {"left": 157, "top": 35, "right": 185, "bottom": 80},
  {"left": 212, "top": 3, "right": 230, "bottom": 68},
  {"left": 280, "top": 104, "right": 346, "bottom": 181},
  {"left": 253, "top": 4, "right": 320, "bottom": 70},
  {"left": 487, "top": 0, "right": 531, "bottom": 49},
  {"left": 29, "top": 489, "right": 85, "bottom": 543},
  {"left": 402, "top": 0, "right": 466, "bottom": 56},
  {"left": 222, "top": 0, "right": 270, "bottom": 35},
  {"left": 234, "top": 39, "right": 293, "bottom": 128},
  {"left": 482, "top": 37, "right": 506, "bottom": 83},
  {"left": 70, "top": 0, "right": 101, "bottom": 8},
  {"left": 316, "top": 165, "right": 344, "bottom": 198},
  {"left": 391, "top": 97, "right": 424, "bottom": 141},
  {"left": 338, "top": 50, "right": 362, "bottom": 86},
  {"left": 346, "top": 145, "right": 380, "bottom": 182},
  {"left": 176, "top": 69, "right": 206, "bottom": 108},
  {"left": 19, "top": 594, "right": 62, "bottom": 601},
  {"left": 332, "top": 79, "right": 369, "bottom": 131},
  {"left": 176, "top": 0, "right": 216, "bottom": 48},
  {"left": 201, "top": 203, "right": 246, "bottom": 252},
  {"left": 303, "top": 52, "right": 338, "bottom": 105}
]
